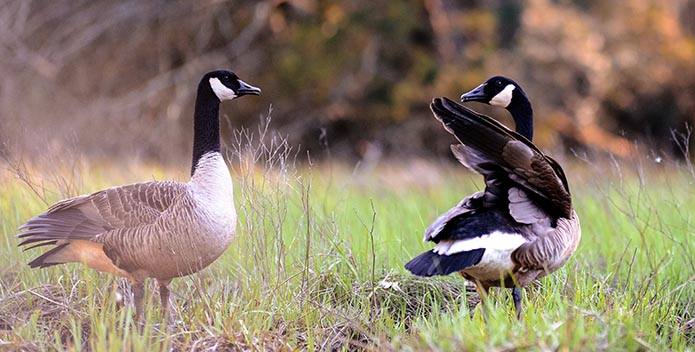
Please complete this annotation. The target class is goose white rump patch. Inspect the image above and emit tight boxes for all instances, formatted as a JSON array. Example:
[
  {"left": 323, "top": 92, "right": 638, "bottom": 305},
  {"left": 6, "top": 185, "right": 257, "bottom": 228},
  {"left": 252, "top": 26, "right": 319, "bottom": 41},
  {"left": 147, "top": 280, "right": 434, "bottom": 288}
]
[
  {"left": 490, "top": 84, "right": 515, "bottom": 107},
  {"left": 434, "top": 231, "right": 528, "bottom": 275},
  {"left": 209, "top": 77, "right": 237, "bottom": 101},
  {"left": 433, "top": 231, "right": 526, "bottom": 256}
]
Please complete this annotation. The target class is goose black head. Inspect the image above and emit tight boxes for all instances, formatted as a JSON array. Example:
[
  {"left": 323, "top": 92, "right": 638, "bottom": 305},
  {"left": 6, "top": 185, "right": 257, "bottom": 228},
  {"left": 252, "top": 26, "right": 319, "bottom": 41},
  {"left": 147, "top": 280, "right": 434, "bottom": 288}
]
[
  {"left": 204, "top": 70, "right": 261, "bottom": 101},
  {"left": 460, "top": 75, "right": 534, "bottom": 140},
  {"left": 460, "top": 76, "right": 526, "bottom": 109}
]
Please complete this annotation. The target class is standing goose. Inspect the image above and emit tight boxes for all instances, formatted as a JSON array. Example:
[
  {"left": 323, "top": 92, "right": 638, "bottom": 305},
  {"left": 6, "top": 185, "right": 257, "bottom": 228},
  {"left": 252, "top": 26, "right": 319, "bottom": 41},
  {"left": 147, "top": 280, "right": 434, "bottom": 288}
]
[
  {"left": 405, "top": 76, "right": 580, "bottom": 319},
  {"left": 17, "top": 70, "right": 260, "bottom": 321}
]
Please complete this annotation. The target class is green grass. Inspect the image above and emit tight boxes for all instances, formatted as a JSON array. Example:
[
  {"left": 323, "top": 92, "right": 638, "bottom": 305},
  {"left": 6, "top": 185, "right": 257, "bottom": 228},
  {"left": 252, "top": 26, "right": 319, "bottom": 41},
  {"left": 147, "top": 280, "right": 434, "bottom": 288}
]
[{"left": 1, "top": 150, "right": 694, "bottom": 351}]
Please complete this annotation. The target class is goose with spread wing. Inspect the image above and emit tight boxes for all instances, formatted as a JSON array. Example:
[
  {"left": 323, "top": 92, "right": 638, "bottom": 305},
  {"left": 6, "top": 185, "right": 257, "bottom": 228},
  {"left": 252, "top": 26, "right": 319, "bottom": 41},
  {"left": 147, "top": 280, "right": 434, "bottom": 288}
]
[{"left": 405, "top": 76, "right": 580, "bottom": 319}]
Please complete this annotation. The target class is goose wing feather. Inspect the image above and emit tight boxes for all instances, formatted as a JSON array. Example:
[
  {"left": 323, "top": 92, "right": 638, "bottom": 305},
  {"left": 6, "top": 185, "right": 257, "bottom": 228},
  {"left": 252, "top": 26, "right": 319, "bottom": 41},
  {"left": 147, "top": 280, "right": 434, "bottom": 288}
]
[
  {"left": 423, "top": 190, "right": 484, "bottom": 242},
  {"left": 430, "top": 97, "right": 572, "bottom": 219},
  {"left": 17, "top": 181, "right": 187, "bottom": 247}
]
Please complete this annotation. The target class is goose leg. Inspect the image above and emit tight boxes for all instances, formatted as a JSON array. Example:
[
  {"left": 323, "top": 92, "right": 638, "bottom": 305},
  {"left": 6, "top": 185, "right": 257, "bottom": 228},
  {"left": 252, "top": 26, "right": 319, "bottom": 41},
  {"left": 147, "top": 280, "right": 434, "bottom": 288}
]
[
  {"left": 158, "top": 280, "right": 171, "bottom": 313},
  {"left": 474, "top": 282, "right": 490, "bottom": 321},
  {"left": 132, "top": 279, "right": 145, "bottom": 324},
  {"left": 511, "top": 287, "right": 523, "bottom": 320},
  {"left": 157, "top": 279, "right": 174, "bottom": 325}
]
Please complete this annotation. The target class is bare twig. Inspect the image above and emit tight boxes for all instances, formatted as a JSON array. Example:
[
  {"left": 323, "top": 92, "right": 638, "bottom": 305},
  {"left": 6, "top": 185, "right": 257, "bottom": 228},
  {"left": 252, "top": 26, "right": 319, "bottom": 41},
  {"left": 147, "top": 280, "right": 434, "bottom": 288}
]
[
  {"left": 671, "top": 124, "right": 694, "bottom": 179},
  {"left": 1, "top": 152, "right": 49, "bottom": 206},
  {"left": 355, "top": 199, "right": 378, "bottom": 315}
]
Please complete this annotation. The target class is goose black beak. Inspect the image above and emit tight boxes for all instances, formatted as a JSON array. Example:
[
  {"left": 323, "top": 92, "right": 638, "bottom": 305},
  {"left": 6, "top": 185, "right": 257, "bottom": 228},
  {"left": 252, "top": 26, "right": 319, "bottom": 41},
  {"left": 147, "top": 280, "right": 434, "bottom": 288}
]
[
  {"left": 460, "top": 83, "right": 487, "bottom": 103},
  {"left": 237, "top": 79, "right": 262, "bottom": 96}
]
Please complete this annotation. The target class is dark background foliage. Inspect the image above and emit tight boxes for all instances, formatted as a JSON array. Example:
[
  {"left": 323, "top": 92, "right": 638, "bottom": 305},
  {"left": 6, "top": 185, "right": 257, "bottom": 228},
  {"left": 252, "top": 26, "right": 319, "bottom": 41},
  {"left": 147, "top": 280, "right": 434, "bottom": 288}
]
[{"left": 1, "top": 0, "right": 693, "bottom": 164}]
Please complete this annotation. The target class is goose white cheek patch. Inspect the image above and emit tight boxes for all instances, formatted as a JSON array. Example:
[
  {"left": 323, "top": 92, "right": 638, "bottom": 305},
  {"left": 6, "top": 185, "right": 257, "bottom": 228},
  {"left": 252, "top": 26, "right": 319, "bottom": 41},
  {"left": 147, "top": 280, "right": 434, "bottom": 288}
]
[
  {"left": 209, "top": 77, "right": 237, "bottom": 101},
  {"left": 490, "top": 84, "right": 515, "bottom": 107}
]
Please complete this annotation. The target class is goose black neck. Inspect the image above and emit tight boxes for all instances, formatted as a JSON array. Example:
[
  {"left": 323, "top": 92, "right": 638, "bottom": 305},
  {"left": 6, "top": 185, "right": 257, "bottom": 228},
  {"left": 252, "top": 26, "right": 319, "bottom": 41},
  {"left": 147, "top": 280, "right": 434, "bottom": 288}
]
[
  {"left": 191, "top": 87, "right": 221, "bottom": 176},
  {"left": 508, "top": 96, "right": 534, "bottom": 141}
]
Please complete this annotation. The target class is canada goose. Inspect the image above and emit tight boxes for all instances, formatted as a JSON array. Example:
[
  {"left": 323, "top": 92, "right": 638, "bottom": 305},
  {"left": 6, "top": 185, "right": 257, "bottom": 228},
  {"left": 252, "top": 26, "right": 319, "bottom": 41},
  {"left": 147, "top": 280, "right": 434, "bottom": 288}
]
[
  {"left": 405, "top": 76, "right": 580, "bottom": 319},
  {"left": 17, "top": 70, "right": 260, "bottom": 321}
]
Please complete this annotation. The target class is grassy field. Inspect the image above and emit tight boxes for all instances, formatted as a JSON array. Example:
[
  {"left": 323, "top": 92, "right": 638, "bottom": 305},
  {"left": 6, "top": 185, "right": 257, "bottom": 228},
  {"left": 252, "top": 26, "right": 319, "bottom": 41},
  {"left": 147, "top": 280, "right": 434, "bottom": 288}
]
[{"left": 1, "top": 140, "right": 694, "bottom": 350}]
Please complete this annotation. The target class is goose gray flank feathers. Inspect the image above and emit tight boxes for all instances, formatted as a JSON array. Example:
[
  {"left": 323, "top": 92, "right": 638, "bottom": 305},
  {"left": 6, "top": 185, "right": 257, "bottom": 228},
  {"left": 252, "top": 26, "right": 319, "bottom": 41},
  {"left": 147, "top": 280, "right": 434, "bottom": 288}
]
[
  {"left": 17, "top": 70, "right": 261, "bottom": 322},
  {"left": 405, "top": 76, "right": 581, "bottom": 319}
]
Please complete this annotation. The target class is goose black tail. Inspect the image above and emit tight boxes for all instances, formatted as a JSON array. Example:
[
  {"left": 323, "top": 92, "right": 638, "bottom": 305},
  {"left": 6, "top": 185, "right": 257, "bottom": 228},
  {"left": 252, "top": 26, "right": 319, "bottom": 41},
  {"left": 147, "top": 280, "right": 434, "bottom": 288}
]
[{"left": 405, "top": 248, "right": 485, "bottom": 277}]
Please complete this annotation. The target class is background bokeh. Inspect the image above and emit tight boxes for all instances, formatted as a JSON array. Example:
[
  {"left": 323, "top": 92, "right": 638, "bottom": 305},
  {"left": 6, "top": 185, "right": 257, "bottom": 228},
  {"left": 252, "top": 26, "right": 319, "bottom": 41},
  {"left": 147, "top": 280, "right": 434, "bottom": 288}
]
[{"left": 1, "top": 0, "right": 694, "bottom": 165}]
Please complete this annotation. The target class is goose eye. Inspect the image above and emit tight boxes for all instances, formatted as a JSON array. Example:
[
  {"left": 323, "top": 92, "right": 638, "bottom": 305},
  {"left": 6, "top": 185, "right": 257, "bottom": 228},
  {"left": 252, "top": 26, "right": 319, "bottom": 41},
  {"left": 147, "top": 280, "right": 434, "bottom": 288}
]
[{"left": 223, "top": 76, "right": 231, "bottom": 82}]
